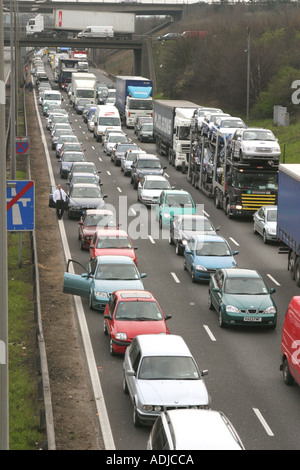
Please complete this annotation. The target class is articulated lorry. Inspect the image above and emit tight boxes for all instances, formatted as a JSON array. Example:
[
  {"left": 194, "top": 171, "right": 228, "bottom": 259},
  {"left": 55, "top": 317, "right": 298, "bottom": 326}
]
[
  {"left": 115, "top": 76, "right": 153, "bottom": 128},
  {"left": 188, "top": 126, "right": 279, "bottom": 218},
  {"left": 70, "top": 73, "right": 97, "bottom": 107},
  {"left": 153, "top": 100, "right": 198, "bottom": 170},
  {"left": 277, "top": 164, "right": 300, "bottom": 286},
  {"left": 26, "top": 10, "right": 135, "bottom": 39}
]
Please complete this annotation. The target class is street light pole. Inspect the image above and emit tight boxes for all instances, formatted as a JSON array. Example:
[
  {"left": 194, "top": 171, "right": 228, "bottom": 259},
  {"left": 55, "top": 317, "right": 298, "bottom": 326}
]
[
  {"left": 0, "top": 0, "right": 9, "bottom": 451},
  {"left": 246, "top": 27, "right": 250, "bottom": 127}
]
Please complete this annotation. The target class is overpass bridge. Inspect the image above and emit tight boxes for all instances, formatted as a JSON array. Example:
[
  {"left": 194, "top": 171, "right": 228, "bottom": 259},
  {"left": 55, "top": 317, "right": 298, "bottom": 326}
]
[{"left": 3, "top": 1, "right": 188, "bottom": 21}]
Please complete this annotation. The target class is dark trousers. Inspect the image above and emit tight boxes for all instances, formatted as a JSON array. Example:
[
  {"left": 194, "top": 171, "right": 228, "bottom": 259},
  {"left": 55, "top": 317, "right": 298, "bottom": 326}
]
[{"left": 56, "top": 200, "right": 65, "bottom": 219}]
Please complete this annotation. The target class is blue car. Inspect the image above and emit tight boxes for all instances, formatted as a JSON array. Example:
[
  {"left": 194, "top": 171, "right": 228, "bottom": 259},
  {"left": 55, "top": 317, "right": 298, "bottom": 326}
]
[
  {"left": 63, "top": 256, "right": 147, "bottom": 311},
  {"left": 183, "top": 234, "right": 239, "bottom": 282}
]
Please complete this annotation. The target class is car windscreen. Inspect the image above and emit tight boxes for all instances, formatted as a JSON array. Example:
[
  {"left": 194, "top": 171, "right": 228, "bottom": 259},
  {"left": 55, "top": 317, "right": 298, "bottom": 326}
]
[
  {"left": 165, "top": 194, "right": 193, "bottom": 207},
  {"left": 71, "top": 187, "right": 101, "bottom": 198},
  {"left": 267, "top": 210, "right": 277, "bottom": 222},
  {"left": 84, "top": 214, "right": 116, "bottom": 227},
  {"left": 96, "top": 235, "right": 132, "bottom": 249},
  {"left": 95, "top": 263, "right": 139, "bottom": 280},
  {"left": 137, "top": 160, "right": 162, "bottom": 169},
  {"left": 195, "top": 241, "right": 231, "bottom": 256},
  {"left": 243, "top": 130, "right": 276, "bottom": 141},
  {"left": 144, "top": 180, "right": 170, "bottom": 190},
  {"left": 138, "top": 356, "right": 199, "bottom": 380},
  {"left": 63, "top": 153, "right": 86, "bottom": 162},
  {"left": 115, "top": 301, "right": 162, "bottom": 321},
  {"left": 181, "top": 217, "right": 214, "bottom": 231},
  {"left": 224, "top": 277, "right": 268, "bottom": 295}
]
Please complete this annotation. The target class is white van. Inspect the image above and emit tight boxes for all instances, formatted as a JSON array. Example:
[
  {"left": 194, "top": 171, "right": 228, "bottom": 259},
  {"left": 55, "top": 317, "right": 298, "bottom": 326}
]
[
  {"left": 77, "top": 26, "right": 114, "bottom": 39},
  {"left": 42, "top": 90, "right": 62, "bottom": 108},
  {"left": 93, "top": 105, "right": 121, "bottom": 142}
]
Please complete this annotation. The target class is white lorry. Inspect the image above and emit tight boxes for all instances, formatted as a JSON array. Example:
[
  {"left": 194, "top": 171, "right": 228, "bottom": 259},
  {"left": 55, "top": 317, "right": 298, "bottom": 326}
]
[
  {"left": 26, "top": 10, "right": 135, "bottom": 39},
  {"left": 153, "top": 100, "right": 199, "bottom": 170},
  {"left": 70, "top": 73, "right": 97, "bottom": 107}
]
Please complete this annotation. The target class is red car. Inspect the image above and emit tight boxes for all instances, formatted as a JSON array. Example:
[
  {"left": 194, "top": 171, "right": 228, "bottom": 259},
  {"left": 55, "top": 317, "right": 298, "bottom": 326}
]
[
  {"left": 103, "top": 290, "right": 172, "bottom": 355},
  {"left": 78, "top": 209, "right": 117, "bottom": 250},
  {"left": 89, "top": 229, "right": 138, "bottom": 265}
]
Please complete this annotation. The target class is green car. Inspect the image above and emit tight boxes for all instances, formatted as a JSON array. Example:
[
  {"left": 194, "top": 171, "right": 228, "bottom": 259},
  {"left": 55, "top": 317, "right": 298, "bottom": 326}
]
[
  {"left": 156, "top": 190, "right": 196, "bottom": 228},
  {"left": 208, "top": 268, "right": 277, "bottom": 328}
]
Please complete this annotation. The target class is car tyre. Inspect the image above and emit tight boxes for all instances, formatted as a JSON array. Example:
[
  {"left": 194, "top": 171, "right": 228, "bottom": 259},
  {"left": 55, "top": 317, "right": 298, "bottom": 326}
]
[
  {"left": 175, "top": 242, "right": 183, "bottom": 256},
  {"left": 168, "top": 233, "right": 173, "bottom": 245},
  {"left": 109, "top": 337, "right": 116, "bottom": 356},
  {"left": 218, "top": 309, "right": 226, "bottom": 328},
  {"left": 191, "top": 268, "right": 196, "bottom": 283},
  {"left": 103, "top": 320, "right": 108, "bottom": 336},
  {"left": 133, "top": 404, "right": 142, "bottom": 427},
  {"left": 183, "top": 259, "right": 187, "bottom": 271},
  {"left": 122, "top": 373, "right": 129, "bottom": 394},
  {"left": 88, "top": 294, "right": 94, "bottom": 311},
  {"left": 282, "top": 358, "right": 294, "bottom": 385},
  {"left": 208, "top": 291, "right": 214, "bottom": 310},
  {"left": 295, "top": 258, "right": 300, "bottom": 287},
  {"left": 263, "top": 231, "right": 268, "bottom": 244}
]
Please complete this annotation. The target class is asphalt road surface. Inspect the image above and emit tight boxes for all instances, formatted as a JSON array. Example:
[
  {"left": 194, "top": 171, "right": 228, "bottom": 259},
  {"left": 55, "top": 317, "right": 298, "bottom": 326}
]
[{"left": 35, "top": 61, "right": 300, "bottom": 451}]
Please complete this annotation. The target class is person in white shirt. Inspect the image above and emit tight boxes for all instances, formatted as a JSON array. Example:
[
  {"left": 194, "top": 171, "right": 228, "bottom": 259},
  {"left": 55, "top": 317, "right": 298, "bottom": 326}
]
[{"left": 53, "top": 184, "right": 67, "bottom": 220}]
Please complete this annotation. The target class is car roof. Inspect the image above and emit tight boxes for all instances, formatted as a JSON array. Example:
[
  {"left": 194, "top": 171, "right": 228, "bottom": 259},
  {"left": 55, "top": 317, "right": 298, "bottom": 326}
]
[
  {"left": 135, "top": 334, "right": 191, "bottom": 357},
  {"left": 174, "top": 214, "right": 208, "bottom": 220},
  {"left": 72, "top": 162, "right": 95, "bottom": 167},
  {"left": 114, "top": 290, "right": 154, "bottom": 300},
  {"left": 221, "top": 268, "right": 260, "bottom": 278},
  {"left": 95, "top": 255, "right": 135, "bottom": 265},
  {"left": 136, "top": 154, "right": 158, "bottom": 160},
  {"left": 164, "top": 409, "right": 244, "bottom": 450},
  {"left": 95, "top": 229, "right": 128, "bottom": 237}
]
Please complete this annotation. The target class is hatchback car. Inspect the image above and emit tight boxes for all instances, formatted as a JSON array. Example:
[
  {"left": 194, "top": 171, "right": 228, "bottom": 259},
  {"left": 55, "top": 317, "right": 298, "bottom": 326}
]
[
  {"left": 78, "top": 209, "right": 117, "bottom": 250},
  {"left": 67, "top": 162, "right": 100, "bottom": 184},
  {"left": 67, "top": 183, "right": 107, "bottom": 219},
  {"left": 51, "top": 129, "right": 74, "bottom": 150},
  {"left": 131, "top": 154, "right": 165, "bottom": 189},
  {"left": 156, "top": 190, "right": 196, "bottom": 228},
  {"left": 230, "top": 128, "right": 281, "bottom": 162},
  {"left": 56, "top": 135, "right": 79, "bottom": 157},
  {"left": 89, "top": 229, "right": 138, "bottom": 265},
  {"left": 183, "top": 234, "right": 238, "bottom": 282},
  {"left": 253, "top": 205, "right": 278, "bottom": 244},
  {"left": 75, "top": 98, "right": 92, "bottom": 114},
  {"left": 134, "top": 116, "right": 153, "bottom": 135},
  {"left": 147, "top": 409, "right": 245, "bottom": 450},
  {"left": 137, "top": 122, "right": 154, "bottom": 143},
  {"left": 201, "top": 112, "right": 230, "bottom": 139},
  {"left": 169, "top": 214, "right": 219, "bottom": 255},
  {"left": 121, "top": 150, "right": 146, "bottom": 176},
  {"left": 191, "top": 107, "right": 223, "bottom": 132},
  {"left": 67, "top": 172, "right": 101, "bottom": 193},
  {"left": 208, "top": 268, "right": 277, "bottom": 328},
  {"left": 103, "top": 290, "right": 171, "bottom": 355},
  {"left": 137, "top": 175, "right": 172, "bottom": 206},
  {"left": 111, "top": 143, "right": 139, "bottom": 166},
  {"left": 210, "top": 116, "right": 246, "bottom": 143},
  {"left": 63, "top": 256, "right": 147, "bottom": 311},
  {"left": 123, "top": 334, "right": 210, "bottom": 427},
  {"left": 104, "top": 132, "right": 128, "bottom": 156},
  {"left": 58, "top": 151, "right": 86, "bottom": 179}
]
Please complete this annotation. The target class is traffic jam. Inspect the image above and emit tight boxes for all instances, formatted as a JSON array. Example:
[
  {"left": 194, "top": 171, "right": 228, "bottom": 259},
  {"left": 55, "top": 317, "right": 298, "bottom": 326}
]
[{"left": 31, "top": 46, "right": 300, "bottom": 451}]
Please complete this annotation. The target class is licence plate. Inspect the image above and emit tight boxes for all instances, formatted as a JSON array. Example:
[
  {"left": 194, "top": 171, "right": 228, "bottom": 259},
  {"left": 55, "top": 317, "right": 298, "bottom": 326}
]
[{"left": 244, "top": 317, "right": 262, "bottom": 322}]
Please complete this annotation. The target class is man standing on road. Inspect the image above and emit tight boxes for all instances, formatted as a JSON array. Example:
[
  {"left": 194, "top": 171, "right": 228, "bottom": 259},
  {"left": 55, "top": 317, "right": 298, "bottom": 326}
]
[{"left": 53, "top": 184, "right": 68, "bottom": 220}]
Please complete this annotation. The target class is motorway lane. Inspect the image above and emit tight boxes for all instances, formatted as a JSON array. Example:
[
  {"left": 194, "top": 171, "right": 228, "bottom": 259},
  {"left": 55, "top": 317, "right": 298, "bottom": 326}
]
[{"left": 37, "top": 62, "right": 300, "bottom": 450}]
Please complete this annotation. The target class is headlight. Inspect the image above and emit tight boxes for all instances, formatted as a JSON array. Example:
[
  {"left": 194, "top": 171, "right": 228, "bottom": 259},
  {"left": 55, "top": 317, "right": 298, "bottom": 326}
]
[
  {"left": 142, "top": 405, "right": 162, "bottom": 412},
  {"left": 62, "top": 165, "right": 69, "bottom": 170},
  {"left": 267, "top": 228, "right": 276, "bottom": 234},
  {"left": 115, "top": 332, "right": 127, "bottom": 341},
  {"left": 182, "top": 239, "right": 188, "bottom": 246},
  {"left": 196, "top": 265, "right": 207, "bottom": 271},
  {"left": 243, "top": 146, "right": 254, "bottom": 151},
  {"left": 226, "top": 305, "right": 239, "bottom": 313},
  {"left": 94, "top": 291, "right": 109, "bottom": 298},
  {"left": 265, "top": 306, "right": 276, "bottom": 314}
]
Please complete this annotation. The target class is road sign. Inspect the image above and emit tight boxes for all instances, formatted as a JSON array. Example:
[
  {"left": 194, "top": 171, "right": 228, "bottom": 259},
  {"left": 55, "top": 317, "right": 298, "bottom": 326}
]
[
  {"left": 6, "top": 180, "right": 35, "bottom": 231},
  {"left": 15, "top": 136, "right": 30, "bottom": 155}
]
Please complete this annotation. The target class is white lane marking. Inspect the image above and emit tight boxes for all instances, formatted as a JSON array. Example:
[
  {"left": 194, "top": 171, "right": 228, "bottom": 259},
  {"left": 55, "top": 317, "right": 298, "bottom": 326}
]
[
  {"left": 229, "top": 237, "right": 240, "bottom": 246},
  {"left": 117, "top": 187, "right": 122, "bottom": 193},
  {"left": 129, "top": 208, "right": 136, "bottom": 216},
  {"left": 171, "top": 272, "right": 180, "bottom": 283},
  {"left": 92, "top": 146, "right": 95, "bottom": 150},
  {"left": 99, "top": 157, "right": 102, "bottom": 162},
  {"left": 253, "top": 408, "right": 274, "bottom": 437},
  {"left": 203, "top": 325, "right": 216, "bottom": 342},
  {"left": 203, "top": 210, "right": 210, "bottom": 218},
  {"left": 267, "top": 274, "right": 281, "bottom": 286},
  {"left": 106, "top": 171, "right": 111, "bottom": 176},
  {"left": 164, "top": 173, "right": 169, "bottom": 178},
  {"left": 148, "top": 235, "right": 155, "bottom": 244}
]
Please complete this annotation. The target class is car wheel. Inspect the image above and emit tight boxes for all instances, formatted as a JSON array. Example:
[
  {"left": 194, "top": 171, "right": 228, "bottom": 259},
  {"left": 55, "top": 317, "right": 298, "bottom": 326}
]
[
  {"left": 191, "top": 268, "right": 196, "bottom": 283},
  {"left": 133, "top": 404, "right": 142, "bottom": 427},
  {"left": 183, "top": 259, "right": 187, "bottom": 271},
  {"left": 89, "top": 294, "right": 94, "bottom": 310},
  {"left": 103, "top": 320, "right": 108, "bottom": 336},
  {"left": 218, "top": 309, "right": 226, "bottom": 328},
  {"left": 175, "top": 242, "right": 182, "bottom": 256},
  {"left": 208, "top": 291, "right": 214, "bottom": 310},
  {"left": 225, "top": 201, "right": 232, "bottom": 219},
  {"left": 80, "top": 239, "right": 85, "bottom": 250},
  {"left": 159, "top": 216, "right": 162, "bottom": 229},
  {"left": 134, "top": 180, "right": 138, "bottom": 189},
  {"left": 214, "top": 191, "right": 220, "bottom": 209},
  {"left": 263, "top": 231, "right": 268, "bottom": 244},
  {"left": 122, "top": 373, "right": 129, "bottom": 394},
  {"left": 295, "top": 258, "right": 300, "bottom": 287},
  {"left": 253, "top": 224, "right": 257, "bottom": 235},
  {"left": 109, "top": 337, "right": 116, "bottom": 356},
  {"left": 289, "top": 253, "right": 296, "bottom": 280},
  {"left": 282, "top": 358, "right": 294, "bottom": 385}
]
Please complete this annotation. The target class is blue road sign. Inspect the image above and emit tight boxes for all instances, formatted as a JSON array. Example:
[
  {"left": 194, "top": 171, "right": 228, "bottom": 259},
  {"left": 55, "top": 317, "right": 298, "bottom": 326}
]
[{"left": 6, "top": 180, "right": 35, "bottom": 231}]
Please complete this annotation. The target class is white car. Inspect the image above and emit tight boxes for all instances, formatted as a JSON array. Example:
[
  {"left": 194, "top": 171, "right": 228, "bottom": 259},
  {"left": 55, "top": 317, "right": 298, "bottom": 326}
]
[
  {"left": 103, "top": 132, "right": 128, "bottom": 155},
  {"left": 123, "top": 334, "right": 210, "bottom": 427},
  {"left": 253, "top": 205, "right": 278, "bottom": 243},
  {"left": 201, "top": 112, "right": 230, "bottom": 139},
  {"left": 231, "top": 128, "right": 281, "bottom": 162},
  {"left": 191, "top": 107, "right": 223, "bottom": 131},
  {"left": 211, "top": 116, "right": 246, "bottom": 143},
  {"left": 137, "top": 175, "right": 172, "bottom": 206}
]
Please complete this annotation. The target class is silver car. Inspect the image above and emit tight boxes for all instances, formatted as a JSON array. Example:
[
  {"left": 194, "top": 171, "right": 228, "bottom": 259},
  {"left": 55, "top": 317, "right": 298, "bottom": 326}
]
[
  {"left": 123, "top": 334, "right": 210, "bottom": 427},
  {"left": 103, "top": 132, "right": 128, "bottom": 156},
  {"left": 137, "top": 175, "right": 172, "bottom": 206},
  {"left": 231, "top": 128, "right": 281, "bottom": 162},
  {"left": 121, "top": 150, "right": 146, "bottom": 176},
  {"left": 253, "top": 205, "right": 278, "bottom": 243}
]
